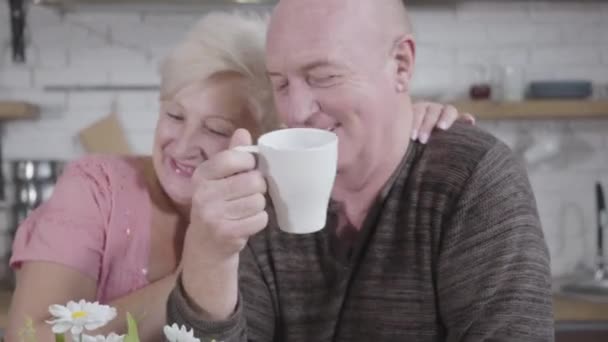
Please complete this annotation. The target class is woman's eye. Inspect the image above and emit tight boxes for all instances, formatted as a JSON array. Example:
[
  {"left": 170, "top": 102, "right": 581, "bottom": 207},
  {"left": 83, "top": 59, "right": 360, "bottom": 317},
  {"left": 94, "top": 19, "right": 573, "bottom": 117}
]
[
  {"left": 166, "top": 112, "right": 184, "bottom": 121},
  {"left": 205, "top": 118, "right": 235, "bottom": 138},
  {"left": 208, "top": 128, "right": 230, "bottom": 137}
]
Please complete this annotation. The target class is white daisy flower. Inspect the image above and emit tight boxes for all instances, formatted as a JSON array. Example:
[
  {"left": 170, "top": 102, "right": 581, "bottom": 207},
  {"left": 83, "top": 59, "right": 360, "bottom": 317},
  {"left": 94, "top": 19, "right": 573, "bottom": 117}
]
[
  {"left": 82, "top": 333, "right": 125, "bottom": 342},
  {"left": 163, "top": 323, "right": 201, "bottom": 342},
  {"left": 46, "top": 300, "right": 117, "bottom": 337}
]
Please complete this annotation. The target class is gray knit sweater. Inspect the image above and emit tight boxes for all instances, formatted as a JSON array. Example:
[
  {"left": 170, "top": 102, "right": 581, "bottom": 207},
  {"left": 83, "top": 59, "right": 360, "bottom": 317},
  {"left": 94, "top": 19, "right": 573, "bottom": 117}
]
[{"left": 168, "top": 123, "right": 554, "bottom": 341}]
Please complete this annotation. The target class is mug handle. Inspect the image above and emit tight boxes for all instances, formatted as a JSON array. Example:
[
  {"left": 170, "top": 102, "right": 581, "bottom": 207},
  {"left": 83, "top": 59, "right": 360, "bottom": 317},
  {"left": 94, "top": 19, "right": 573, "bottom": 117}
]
[{"left": 233, "top": 145, "right": 260, "bottom": 154}]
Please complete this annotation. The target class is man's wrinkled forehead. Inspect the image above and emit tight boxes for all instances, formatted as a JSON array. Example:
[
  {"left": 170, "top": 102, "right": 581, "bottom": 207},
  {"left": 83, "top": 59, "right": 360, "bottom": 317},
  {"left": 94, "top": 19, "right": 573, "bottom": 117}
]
[
  {"left": 271, "top": 0, "right": 349, "bottom": 21},
  {"left": 266, "top": 0, "right": 368, "bottom": 68},
  {"left": 268, "top": 0, "right": 353, "bottom": 41}
]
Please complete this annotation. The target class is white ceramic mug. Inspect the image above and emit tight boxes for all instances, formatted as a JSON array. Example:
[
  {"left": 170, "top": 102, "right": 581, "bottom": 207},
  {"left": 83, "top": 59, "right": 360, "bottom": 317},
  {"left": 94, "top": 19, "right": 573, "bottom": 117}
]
[{"left": 235, "top": 128, "right": 338, "bottom": 234}]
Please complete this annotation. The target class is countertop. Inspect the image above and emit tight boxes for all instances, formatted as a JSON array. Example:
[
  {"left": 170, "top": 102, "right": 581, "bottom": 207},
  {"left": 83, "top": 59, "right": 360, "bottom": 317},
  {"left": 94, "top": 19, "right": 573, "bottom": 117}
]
[{"left": 0, "top": 291, "right": 606, "bottom": 329}]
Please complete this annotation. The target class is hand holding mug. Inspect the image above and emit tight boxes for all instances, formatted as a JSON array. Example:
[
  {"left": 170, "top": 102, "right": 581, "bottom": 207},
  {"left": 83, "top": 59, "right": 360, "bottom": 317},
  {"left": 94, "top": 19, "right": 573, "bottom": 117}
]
[{"left": 186, "top": 128, "right": 269, "bottom": 264}]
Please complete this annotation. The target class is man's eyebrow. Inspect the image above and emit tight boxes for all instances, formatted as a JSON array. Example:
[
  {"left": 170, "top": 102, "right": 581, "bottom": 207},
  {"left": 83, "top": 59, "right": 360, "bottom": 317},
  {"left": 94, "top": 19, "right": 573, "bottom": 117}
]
[
  {"left": 267, "top": 71, "right": 283, "bottom": 78},
  {"left": 301, "top": 59, "right": 335, "bottom": 71},
  {"left": 267, "top": 59, "right": 337, "bottom": 78}
]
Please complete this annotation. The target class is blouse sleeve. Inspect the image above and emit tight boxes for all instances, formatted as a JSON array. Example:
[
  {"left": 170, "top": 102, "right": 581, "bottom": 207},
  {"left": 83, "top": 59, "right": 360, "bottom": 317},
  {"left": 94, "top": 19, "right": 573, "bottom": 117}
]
[{"left": 9, "top": 157, "right": 112, "bottom": 282}]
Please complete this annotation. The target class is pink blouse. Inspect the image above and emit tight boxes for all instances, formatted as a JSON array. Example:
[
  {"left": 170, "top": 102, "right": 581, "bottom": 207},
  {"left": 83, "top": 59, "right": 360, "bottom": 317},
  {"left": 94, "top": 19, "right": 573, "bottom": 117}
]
[{"left": 10, "top": 155, "right": 152, "bottom": 303}]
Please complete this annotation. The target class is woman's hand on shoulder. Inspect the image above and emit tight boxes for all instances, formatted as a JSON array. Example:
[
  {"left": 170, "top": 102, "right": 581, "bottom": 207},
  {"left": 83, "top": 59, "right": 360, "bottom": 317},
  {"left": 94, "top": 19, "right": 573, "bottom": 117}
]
[{"left": 411, "top": 101, "right": 475, "bottom": 144}]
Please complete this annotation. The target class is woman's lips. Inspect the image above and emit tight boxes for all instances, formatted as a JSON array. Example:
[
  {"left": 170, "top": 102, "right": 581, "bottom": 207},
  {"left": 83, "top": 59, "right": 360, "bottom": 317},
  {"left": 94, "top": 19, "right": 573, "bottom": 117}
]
[{"left": 169, "top": 158, "right": 195, "bottom": 178}]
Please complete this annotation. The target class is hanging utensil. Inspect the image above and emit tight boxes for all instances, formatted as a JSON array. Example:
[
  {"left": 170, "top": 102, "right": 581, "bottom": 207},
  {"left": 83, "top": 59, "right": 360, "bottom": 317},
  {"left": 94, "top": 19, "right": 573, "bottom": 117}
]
[{"left": 596, "top": 182, "right": 607, "bottom": 280}]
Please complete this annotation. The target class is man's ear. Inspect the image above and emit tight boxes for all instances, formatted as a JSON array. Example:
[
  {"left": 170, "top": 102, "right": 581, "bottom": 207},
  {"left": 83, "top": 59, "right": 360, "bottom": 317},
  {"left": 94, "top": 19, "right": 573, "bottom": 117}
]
[{"left": 391, "top": 34, "right": 415, "bottom": 93}]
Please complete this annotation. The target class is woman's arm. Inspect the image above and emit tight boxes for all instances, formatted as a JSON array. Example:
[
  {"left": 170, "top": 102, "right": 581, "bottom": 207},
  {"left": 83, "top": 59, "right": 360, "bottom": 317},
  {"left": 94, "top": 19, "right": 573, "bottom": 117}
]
[
  {"left": 7, "top": 262, "right": 96, "bottom": 341},
  {"left": 7, "top": 157, "right": 177, "bottom": 341},
  {"left": 8, "top": 261, "right": 177, "bottom": 341}
]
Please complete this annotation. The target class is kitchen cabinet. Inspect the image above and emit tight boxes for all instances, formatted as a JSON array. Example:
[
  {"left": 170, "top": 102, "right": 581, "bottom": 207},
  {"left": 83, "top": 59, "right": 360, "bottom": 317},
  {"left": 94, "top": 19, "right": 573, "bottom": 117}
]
[{"left": 452, "top": 100, "right": 608, "bottom": 120}]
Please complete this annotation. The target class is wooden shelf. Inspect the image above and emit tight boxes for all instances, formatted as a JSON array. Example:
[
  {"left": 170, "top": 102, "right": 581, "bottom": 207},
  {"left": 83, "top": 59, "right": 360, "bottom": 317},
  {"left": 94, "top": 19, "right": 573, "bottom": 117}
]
[
  {"left": 554, "top": 294, "right": 608, "bottom": 321},
  {"left": 452, "top": 100, "right": 608, "bottom": 120},
  {"left": 0, "top": 101, "right": 39, "bottom": 120}
]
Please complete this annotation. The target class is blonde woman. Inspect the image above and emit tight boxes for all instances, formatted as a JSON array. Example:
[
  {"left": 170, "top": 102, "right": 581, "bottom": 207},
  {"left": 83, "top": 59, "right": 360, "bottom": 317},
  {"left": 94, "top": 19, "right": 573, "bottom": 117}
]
[{"left": 7, "top": 11, "right": 471, "bottom": 340}]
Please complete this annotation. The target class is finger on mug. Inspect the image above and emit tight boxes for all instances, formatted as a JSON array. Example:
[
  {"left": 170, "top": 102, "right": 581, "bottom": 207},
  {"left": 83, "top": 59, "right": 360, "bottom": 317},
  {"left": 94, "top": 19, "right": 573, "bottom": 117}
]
[
  {"left": 195, "top": 149, "right": 257, "bottom": 181},
  {"left": 229, "top": 128, "right": 253, "bottom": 149},
  {"left": 191, "top": 178, "right": 225, "bottom": 206},
  {"left": 222, "top": 170, "right": 267, "bottom": 201},
  {"left": 225, "top": 210, "right": 269, "bottom": 239},
  {"left": 224, "top": 193, "right": 267, "bottom": 221}
]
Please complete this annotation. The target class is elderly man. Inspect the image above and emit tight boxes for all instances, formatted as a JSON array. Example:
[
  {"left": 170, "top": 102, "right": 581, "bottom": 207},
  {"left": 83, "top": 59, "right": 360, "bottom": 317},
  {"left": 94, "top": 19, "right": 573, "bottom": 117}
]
[{"left": 168, "top": 0, "right": 554, "bottom": 341}]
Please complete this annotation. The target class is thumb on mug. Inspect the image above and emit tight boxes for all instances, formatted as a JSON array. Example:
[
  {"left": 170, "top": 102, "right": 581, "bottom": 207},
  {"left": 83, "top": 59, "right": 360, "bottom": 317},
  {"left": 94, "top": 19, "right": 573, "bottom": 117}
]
[{"left": 229, "top": 128, "right": 253, "bottom": 149}]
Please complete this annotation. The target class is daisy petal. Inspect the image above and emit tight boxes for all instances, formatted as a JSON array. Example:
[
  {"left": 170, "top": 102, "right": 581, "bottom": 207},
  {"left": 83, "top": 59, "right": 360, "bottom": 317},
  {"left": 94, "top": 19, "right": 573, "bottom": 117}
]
[
  {"left": 163, "top": 325, "right": 178, "bottom": 342},
  {"left": 107, "top": 333, "right": 125, "bottom": 342},
  {"left": 82, "top": 334, "right": 100, "bottom": 342},
  {"left": 71, "top": 325, "right": 84, "bottom": 335},
  {"left": 51, "top": 322, "right": 72, "bottom": 334},
  {"left": 84, "top": 321, "right": 107, "bottom": 331},
  {"left": 66, "top": 301, "right": 80, "bottom": 311},
  {"left": 49, "top": 304, "right": 71, "bottom": 318}
]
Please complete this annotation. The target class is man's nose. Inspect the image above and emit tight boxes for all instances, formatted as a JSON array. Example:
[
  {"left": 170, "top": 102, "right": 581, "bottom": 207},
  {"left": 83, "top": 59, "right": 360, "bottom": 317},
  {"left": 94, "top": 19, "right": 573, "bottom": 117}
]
[{"left": 286, "top": 84, "right": 319, "bottom": 126}]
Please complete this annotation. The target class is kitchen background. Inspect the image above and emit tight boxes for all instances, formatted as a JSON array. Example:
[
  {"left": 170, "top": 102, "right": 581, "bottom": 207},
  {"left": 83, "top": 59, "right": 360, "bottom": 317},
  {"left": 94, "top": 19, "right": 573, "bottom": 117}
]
[{"left": 0, "top": 0, "right": 607, "bottom": 281}]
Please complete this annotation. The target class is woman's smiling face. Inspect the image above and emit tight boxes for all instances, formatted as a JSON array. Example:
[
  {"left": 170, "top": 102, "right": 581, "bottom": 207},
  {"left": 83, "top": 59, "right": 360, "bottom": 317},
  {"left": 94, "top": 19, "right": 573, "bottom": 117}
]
[{"left": 152, "top": 73, "right": 260, "bottom": 207}]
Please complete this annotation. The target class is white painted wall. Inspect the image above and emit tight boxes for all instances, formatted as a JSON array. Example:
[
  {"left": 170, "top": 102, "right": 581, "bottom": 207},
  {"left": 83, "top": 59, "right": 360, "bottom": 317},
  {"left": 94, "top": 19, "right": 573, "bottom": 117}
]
[{"left": 0, "top": 1, "right": 607, "bottom": 276}]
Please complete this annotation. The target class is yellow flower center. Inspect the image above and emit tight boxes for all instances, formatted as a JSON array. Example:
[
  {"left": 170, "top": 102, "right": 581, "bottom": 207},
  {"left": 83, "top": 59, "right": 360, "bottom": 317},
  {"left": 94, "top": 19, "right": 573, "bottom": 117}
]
[{"left": 71, "top": 311, "right": 88, "bottom": 319}]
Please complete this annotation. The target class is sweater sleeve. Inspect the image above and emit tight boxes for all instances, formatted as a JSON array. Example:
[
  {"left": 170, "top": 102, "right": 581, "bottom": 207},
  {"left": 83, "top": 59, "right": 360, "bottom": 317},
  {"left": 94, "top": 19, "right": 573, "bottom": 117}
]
[
  {"left": 437, "top": 141, "right": 554, "bottom": 342},
  {"left": 167, "top": 245, "right": 276, "bottom": 341}
]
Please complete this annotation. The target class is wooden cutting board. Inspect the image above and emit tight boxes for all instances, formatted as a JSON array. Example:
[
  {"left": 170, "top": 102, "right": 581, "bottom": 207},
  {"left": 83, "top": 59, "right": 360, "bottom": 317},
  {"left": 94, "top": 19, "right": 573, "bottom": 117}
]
[
  {"left": 0, "top": 101, "right": 38, "bottom": 120},
  {"left": 79, "top": 112, "right": 132, "bottom": 154}
]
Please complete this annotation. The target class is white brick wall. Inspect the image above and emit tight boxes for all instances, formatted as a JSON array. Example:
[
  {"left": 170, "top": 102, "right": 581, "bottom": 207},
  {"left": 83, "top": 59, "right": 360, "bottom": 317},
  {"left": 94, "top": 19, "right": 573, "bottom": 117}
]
[
  {"left": 0, "top": 1, "right": 607, "bottom": 277},
  {"left": 487, "top": 24, "right": 562, "bottom": 45},
  {"left": 530, "top": 47, "right": 601, "bottom": 66}
]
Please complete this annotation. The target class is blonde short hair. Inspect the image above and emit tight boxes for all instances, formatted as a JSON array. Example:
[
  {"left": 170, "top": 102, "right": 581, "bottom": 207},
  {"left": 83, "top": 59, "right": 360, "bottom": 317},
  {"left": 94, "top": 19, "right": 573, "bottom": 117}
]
[{"left": 159, "top": 11, "right": 277, "bottom": 131}]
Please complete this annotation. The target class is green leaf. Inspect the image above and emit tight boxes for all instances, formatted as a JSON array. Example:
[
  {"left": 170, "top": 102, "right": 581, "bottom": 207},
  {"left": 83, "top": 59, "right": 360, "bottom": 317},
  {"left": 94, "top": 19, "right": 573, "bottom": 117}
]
[
  {"left": 54, "top": 334, "right": 65, "bottom": 342},
  {"left": 124, "top": 312, "right": 140, "bottom": 342},
  {"left": 18, "top": 316, "right": 37, "bottom": 342}
]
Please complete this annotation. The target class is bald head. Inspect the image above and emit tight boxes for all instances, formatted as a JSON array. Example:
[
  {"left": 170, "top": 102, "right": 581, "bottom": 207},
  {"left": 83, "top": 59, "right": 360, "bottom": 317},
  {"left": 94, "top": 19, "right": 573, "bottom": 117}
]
[
  {"left": 378, "top": 0, "right": 413, "bottom": 35},
  {"left": 269, "top": 0, "right": 412, "bottom": 52}
]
